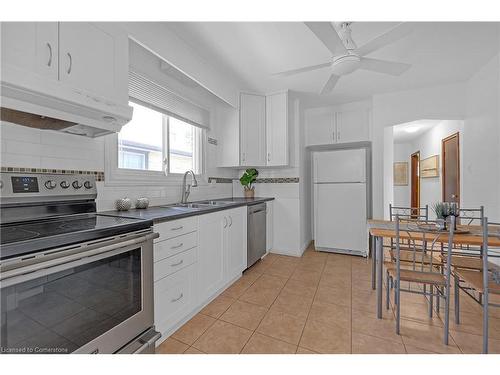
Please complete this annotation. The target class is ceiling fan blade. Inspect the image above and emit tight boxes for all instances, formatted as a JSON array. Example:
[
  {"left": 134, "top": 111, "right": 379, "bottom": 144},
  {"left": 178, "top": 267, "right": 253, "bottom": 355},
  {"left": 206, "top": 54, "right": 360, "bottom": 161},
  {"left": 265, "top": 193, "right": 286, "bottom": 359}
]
[
  {"left": 359, "top": 57, "right": 411, "bottom": 76},
  {"left": 320, "top": 74, "right": 340, "bottom": 95},
  {"left": 304, "top": 22, "right": 347, "bottom": 56},
  {"left": 356, "top": 22, "right": 413, "bottom": 56},
  {"left": 272, "top": 61, "right": 332, "bottom": 77}
]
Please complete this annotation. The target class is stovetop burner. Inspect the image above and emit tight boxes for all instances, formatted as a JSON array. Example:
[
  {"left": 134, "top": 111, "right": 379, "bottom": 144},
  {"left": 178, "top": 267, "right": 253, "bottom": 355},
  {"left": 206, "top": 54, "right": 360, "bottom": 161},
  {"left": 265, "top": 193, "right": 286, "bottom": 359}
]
[{"left": 2, "top": 227, "right": 41, "bottom": 243}]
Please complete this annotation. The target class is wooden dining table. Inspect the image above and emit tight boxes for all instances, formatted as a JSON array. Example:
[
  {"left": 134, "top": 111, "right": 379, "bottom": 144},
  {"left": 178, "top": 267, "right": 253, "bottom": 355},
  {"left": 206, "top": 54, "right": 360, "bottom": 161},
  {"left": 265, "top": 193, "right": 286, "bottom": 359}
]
[{"left": 367, "top": 219, "right": 500, "bottom": 319}]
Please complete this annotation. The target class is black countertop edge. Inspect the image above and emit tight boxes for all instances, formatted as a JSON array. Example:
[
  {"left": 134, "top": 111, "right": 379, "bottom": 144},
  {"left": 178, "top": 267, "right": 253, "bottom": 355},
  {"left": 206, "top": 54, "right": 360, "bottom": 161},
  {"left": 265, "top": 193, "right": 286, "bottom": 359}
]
[{"left": 100, "top": 197, "right": 275, "bottom": 223}]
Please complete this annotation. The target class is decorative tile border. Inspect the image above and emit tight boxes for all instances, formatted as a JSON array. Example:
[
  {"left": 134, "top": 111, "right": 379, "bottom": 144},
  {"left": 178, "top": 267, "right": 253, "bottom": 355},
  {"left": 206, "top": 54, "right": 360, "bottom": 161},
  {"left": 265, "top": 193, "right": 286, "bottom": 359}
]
[
  {"left": 255, "top": 177, "right": 299, "bottom": 183},
  {"left": 208, "top": 177, "right": 233, "bottom": 184},
  {"left": 208, "top": 177, "right": 299, "bottom": 184},
  {"left": 1, "top": 166, "right": 105, "bottom": 181}
]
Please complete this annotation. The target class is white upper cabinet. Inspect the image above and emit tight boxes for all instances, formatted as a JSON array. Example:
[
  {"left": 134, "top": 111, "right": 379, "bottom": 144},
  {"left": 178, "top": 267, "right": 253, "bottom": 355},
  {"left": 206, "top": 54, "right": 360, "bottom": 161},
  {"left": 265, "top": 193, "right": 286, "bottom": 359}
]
[
  {"left": 58, "top": 23, "right": 128, "bottom": 104},
  {"left": 218, "top": 91, "right": 289, "bottom": 167},
  {"left": 265, "top": 92, "right": 288, "bottom": 166},
  {"left": 240, "top": 93, "right": 266, "bottom": 166},
  {"left": 305, "top": 103, "right": 371, "bottom": 146},
  {"left": 335, "top": 108, "right": 370, "bottom": 144},
  {"left": 1, "top": 22, "right": 132, "bottom": 135},
  {"left": 305, "top": 109, "right": 336, "bottom": 146},
  {"left": 1, "top": 22, "right": 59, "bottom": 80}
]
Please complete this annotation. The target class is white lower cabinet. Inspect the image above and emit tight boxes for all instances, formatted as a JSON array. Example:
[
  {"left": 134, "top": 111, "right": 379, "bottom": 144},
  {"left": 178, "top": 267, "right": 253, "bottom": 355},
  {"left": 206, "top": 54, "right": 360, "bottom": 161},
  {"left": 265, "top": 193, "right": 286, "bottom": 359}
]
[
  {"left": 224, "top": 207, "right": 247, "bottom": 282},
  {"left": 153, "top": 207, "right": 248, "bottom": 343},
  {"left": 154, "top": 262, "right": 197, "bottom": 336}
]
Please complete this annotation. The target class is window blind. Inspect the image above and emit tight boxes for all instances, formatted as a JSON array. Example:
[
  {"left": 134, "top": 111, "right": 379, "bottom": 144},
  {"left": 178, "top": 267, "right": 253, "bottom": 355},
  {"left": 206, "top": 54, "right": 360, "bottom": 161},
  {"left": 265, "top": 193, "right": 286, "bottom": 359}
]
[{"left": 129, "top": 71, "right": 210, "bottom": 129}]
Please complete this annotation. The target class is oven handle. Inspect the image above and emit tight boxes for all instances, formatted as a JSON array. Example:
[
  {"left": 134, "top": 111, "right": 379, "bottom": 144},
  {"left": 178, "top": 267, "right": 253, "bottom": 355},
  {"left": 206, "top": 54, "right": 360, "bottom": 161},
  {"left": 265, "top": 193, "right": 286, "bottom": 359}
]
[{"left": 0, "top": 232, "right": 158, "bottom": 286}]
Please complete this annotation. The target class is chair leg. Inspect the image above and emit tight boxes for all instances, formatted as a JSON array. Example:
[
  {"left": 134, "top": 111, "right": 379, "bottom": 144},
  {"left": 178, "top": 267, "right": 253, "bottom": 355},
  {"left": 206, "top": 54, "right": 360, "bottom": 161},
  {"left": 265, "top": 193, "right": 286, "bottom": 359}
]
[
  {"left": 429, "top": 285, "right": 434, "bottom": 318},
  {"left": 483, "top": 295, "right": 488, "bottom": 354},
  {"left": 454, "top": 275, "right": 460, "bottom": 324},
  {"left": 395, "top": 280, "right": 401, "bottom": 335},
  {"left": 436, "top": 286, "right": 441, "bottom": 312},
  {"left": 444, "top": 285, "right": 450, "bottom": 345},
  {"left": 386, "top": 272, "right": 390, "bottom": 310}
]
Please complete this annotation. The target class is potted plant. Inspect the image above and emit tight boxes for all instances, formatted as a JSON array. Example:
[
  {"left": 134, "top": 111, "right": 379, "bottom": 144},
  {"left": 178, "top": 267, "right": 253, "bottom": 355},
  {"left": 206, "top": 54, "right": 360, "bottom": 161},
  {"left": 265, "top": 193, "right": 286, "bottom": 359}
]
[
  {"left": 240, "top": 168, "right": 258, "bottom": 198},
  {"left": 432, "top": 202, "right": 459, "bottom": 230}
]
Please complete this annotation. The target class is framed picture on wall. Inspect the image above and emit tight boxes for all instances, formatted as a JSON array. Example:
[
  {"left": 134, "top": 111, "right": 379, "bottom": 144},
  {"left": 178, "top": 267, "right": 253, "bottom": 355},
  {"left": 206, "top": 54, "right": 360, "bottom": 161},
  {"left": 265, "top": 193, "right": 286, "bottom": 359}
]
[
  {"left": 420, "top": 155, "right": 439, "bottom": 178},
  {"left": 394, "top": 162, "right": 408, "bottom": 186}
]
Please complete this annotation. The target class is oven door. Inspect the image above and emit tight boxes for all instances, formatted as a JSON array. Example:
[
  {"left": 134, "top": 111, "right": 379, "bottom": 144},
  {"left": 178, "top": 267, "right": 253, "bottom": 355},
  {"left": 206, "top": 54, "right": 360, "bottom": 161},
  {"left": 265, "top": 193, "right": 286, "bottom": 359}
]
[{"left": 0, "top": 230, "right": 158, "bottom": 354}]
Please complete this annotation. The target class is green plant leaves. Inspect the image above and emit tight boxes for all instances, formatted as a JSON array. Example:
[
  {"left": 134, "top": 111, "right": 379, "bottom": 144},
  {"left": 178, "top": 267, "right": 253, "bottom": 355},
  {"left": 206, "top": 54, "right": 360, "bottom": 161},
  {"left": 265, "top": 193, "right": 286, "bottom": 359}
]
[{"left": 240, "top": 168, "right": 259, "bottom": 188}]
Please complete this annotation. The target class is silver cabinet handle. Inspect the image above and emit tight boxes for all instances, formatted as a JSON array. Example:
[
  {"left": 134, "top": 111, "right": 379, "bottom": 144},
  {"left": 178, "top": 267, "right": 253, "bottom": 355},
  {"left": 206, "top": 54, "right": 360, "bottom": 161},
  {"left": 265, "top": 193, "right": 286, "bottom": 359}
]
[
  {"left": 229, "top": 216, "right": 233, "bottom": 227},
  {"left": 171, "top": 243, "right": 183, "bottom": 249},
  {"left": 333, "top": 131, "right": 336, "bottom": 142},
  {"left": 171, "top": 293, "right": 183, "bottom": 302},
  {"left": 223, "top": 217, "right": 228, "bottom": 228},
  {"left": 337, "top": 130, "right": 340, "bottom": 141},
  {"left": 267, "top": 152, "right": 271, "bottom": 162},
  {"left": 67, "top": 52, "right": 72, "bottom": 74},
  {"left": 170, "top": 259, "right": 184, "bottom": 267},
  {"left": 171, "top": 226, "right": 183, "bottom": 231},
  {"left": 46, "top": 43, "right": 52, "bottom": 67}
]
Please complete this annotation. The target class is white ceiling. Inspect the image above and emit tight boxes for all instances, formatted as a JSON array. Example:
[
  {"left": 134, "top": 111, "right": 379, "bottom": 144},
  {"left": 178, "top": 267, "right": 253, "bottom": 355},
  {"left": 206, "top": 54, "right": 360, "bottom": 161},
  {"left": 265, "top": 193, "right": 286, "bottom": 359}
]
[
  {"left": 167, "top": 22, "right": 499, "bottom": 104},
  {"left": 393, "top": 119, "right": 442, "bottom": 143}
]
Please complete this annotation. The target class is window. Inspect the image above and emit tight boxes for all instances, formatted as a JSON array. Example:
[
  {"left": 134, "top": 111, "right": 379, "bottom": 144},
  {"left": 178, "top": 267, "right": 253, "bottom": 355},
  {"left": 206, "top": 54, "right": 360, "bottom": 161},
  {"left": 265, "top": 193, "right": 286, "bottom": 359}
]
[{"left": 118, "top": 101, "right": 203, "bottom": 175}]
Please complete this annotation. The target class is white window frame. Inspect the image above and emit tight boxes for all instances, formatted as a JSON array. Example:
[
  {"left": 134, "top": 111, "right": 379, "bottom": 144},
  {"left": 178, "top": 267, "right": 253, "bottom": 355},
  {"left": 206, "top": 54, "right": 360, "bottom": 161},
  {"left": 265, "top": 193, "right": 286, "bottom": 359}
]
[{"left": 105, "top": 103, "right": 207, "bottom": 187}]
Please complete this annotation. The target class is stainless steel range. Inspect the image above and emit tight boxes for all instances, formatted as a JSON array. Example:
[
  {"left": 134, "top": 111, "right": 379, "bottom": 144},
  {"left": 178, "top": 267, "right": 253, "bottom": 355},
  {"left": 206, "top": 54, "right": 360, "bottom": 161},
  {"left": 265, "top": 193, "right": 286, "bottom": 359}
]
[{"left": 0, "top": 172, "right": 160, "bottom": 354}]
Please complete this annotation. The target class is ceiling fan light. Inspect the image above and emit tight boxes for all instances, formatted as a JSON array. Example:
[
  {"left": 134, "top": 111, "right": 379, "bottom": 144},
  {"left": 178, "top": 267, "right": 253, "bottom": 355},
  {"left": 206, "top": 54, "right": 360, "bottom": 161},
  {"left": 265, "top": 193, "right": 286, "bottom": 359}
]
[{"left": 332, "top": 55, "right": 361, "bottom": 75}]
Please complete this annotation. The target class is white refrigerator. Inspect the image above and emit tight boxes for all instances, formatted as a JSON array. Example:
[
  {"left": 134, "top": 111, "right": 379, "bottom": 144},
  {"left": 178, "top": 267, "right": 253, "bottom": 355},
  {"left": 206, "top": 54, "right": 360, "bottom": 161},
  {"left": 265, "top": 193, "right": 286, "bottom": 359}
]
[{"left": 313, "top": 148, "right": 368, "bottom": 256}]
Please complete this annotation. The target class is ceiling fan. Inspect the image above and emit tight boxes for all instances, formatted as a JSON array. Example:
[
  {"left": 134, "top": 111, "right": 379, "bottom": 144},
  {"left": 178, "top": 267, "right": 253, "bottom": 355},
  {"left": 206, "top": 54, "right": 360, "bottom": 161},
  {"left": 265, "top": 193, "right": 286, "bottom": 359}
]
[{"left": 274, "top": 22, "right": 413, "bottom": 95}]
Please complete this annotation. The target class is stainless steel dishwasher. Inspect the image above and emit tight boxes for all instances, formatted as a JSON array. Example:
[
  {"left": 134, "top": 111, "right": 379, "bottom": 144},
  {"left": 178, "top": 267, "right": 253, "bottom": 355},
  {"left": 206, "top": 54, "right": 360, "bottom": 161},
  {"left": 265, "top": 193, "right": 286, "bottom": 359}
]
[{"left": 247, "top": 202, "right": 267, "bottom": 268}]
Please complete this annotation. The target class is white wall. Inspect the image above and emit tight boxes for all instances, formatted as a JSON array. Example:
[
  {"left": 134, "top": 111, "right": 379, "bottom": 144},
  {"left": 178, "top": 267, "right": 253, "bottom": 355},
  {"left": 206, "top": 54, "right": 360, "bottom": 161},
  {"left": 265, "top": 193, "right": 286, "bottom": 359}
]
[
  {"left": 463, "top": 54, "right": 500, "bottom": 221},
  {"left": 383, "top": 127, "right": 394, "bottom": 219},
  {"left": 393, "top": 142, "right": 411, "bottom": 208},
  {"left": 392, "top": 120, "right": 465, "bottom": 217}
]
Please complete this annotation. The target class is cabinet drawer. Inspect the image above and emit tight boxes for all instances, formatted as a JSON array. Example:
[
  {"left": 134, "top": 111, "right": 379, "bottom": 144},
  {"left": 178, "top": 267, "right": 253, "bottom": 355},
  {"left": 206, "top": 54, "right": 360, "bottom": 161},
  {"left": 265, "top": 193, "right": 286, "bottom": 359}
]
[
  {"left": 154, "top": 247, "right": 197, "bottom": 282},
  {"left": 154, "top": 231, "right": 198, "bottom": 262},
  {"left": 154, "top": 216, "right": 198, "bottom": 242},
  {"left": 154, "top": 263, "right": 196, "bottom": 335}
]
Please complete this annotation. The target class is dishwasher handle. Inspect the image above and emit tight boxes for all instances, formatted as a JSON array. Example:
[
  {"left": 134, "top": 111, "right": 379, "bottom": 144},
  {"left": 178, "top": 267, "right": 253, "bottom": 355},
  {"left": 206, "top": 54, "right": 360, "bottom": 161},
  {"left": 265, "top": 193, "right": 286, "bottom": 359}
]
[{"left": 248, "top": 203, "right": 267, "bottom": 215}]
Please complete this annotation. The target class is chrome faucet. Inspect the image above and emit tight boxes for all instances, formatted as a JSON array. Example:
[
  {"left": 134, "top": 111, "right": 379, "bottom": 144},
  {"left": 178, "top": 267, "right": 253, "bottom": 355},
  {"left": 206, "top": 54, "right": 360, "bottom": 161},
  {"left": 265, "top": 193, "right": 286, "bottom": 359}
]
[{"left": 181, "top": 170, "right": 198, "bottom": 203}]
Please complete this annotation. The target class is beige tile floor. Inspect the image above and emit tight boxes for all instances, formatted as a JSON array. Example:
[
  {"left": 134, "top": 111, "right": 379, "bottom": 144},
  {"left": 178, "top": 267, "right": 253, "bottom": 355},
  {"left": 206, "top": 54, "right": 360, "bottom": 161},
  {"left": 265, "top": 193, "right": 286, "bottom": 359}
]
[{"left": 156, "top": 245, "right": 500, "bottom": 354}]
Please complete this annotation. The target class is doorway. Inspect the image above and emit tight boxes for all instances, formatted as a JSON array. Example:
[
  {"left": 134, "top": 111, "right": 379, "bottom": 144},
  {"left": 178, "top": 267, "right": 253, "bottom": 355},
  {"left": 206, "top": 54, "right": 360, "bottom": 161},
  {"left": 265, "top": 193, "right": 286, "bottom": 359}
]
[
  {"left": 410, "top": 151, "right": 420, "bottom": 213},
  {"left": 442, "top": 132, "right": 460, "bottom": 204}
]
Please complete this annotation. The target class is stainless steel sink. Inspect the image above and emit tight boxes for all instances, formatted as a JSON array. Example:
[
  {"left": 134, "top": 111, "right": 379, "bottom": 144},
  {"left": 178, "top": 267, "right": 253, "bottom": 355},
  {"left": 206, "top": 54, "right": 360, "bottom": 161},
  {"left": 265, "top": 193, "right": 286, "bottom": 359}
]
[{"left": 195, "top": 200, "right": 234, "bottom": 206}]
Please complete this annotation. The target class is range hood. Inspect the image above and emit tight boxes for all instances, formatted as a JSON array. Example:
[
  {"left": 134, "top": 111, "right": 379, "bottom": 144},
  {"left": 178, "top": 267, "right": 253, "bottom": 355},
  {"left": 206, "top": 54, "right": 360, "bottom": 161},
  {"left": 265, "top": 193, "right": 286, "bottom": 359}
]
[{"left": 0, "top": 81, "right": 133, "bottom": 138}]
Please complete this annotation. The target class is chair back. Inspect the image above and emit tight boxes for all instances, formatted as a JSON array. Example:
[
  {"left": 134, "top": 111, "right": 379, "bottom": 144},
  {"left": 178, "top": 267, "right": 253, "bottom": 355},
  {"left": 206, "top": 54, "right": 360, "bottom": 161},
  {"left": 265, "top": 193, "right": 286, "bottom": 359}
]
[
  {"left": 390, "top": 204, "right": 429, "bottom": 221},
  {"left": 483, "top": 218, "right": 500, "bottom": 288},
  {"left": 394, "top": 215, "right": 455, "bottom": 279},
  {"left": 459, "top": 206, "right": 484, "bottom": 225}
]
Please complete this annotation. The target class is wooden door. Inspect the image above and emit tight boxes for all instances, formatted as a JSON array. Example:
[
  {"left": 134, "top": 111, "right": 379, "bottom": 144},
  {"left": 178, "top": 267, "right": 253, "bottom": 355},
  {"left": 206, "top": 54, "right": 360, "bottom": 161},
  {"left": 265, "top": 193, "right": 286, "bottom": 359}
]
[
  {"left": 442, "top": 133, "right": 460, "bottom": 204},
  {"left": 410, "top": 151, "right": 420, "bottom": 214}
]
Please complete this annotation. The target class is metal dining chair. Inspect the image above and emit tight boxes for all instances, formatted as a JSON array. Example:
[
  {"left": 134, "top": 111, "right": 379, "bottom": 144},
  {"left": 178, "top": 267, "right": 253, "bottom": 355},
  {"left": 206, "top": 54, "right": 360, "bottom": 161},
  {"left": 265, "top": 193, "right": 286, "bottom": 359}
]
[
  {"left": 389, "top": 215, "right": 455, "bottom": 344},
  {"left": 453, "top": 217, "right": 500, "bottom": 353},
  {"left": 458, "top": 206, "right": 484, "bottom": 225}
]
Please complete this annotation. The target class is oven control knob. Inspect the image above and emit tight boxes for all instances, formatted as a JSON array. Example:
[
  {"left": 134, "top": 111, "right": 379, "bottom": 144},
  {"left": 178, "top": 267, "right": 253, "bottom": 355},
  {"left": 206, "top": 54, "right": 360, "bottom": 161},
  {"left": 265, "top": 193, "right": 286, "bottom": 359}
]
[
  {"left": 60, "top": 181, "right": 70, "bottom": 189},
  {"left": 84, "top": 181, "right": 93, "bottom": 189},
  {"left": 72, "top": 181, "right": 83, "bottom": 189},
  {"left": 44, "top": 180, "right": 57, "bottom": 189}
]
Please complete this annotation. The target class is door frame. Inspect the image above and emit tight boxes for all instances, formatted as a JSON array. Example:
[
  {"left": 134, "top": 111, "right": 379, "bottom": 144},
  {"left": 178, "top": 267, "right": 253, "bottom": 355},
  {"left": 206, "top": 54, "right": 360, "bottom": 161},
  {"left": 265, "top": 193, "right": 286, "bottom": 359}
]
[
  {"left": 410, "top": 151, "right": 420, "bottom": 212},
  {"left": 442, "top": 132, "right": 460, "bottom": 204}
]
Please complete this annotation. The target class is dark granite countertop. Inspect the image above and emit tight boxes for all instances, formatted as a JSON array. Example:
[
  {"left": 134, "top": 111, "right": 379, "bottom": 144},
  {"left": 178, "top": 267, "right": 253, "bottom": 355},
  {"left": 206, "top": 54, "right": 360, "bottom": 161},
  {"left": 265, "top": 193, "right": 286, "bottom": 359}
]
[{"left": 100, "top": 197, "right": 274, "bottom": 223}]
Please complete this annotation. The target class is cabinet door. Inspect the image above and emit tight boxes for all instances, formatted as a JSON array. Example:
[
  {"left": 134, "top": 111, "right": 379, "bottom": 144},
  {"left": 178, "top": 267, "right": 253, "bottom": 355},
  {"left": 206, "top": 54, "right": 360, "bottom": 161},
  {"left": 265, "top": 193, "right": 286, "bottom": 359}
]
[
  {"left": 58, "top": 22, "right": 128, "bottom": 103},
  {"left": 305, "top": 110, "right": 335, "bottom": 146},
  {"left": 266, "top": 201, "right": 274, "bottom": 252},
  {"left": 197, "top": 211, "right": 226, "bottom": 303},
  {"left": 266, "top": 93, "right": 289, "bottom": 166},
  {"left": 335, "top": 108, "right": 370, "bottom": 143},
  {"left": 216, "top": 104, "right": 240, "bottom": 167},
  {"left": 1, "top": 22, "right": 58, "bottom": 80},
  {"left": 225, "top": 207, "right": 247, "bottom": 281},
  {"left": 240, "top": 93, "right": 266, "bottom": 166}
]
